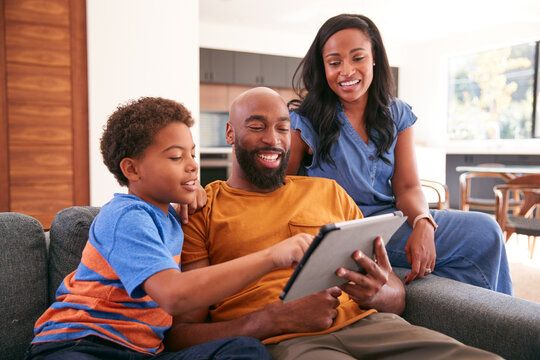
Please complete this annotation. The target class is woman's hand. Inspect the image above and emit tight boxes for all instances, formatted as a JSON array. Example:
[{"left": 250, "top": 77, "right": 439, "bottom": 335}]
[
  {"left": 404, "top": 221, "right": 436, "bottom": 284},
  {"left": 391, "top": 126, "right": 436, "bottom": 283}
]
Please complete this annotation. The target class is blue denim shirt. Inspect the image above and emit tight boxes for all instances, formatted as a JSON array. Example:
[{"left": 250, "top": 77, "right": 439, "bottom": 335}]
[{"left": 290, "top": 98, "right": 417, "bottom": 217}]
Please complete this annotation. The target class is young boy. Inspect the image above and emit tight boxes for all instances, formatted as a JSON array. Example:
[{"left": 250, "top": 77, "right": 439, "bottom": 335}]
[{"left": 25, "top": 97, "right": 312, "bottom": 360}]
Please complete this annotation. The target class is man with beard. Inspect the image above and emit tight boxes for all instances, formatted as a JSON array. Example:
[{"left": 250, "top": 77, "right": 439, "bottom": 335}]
[
  {"left": 164, "top": 87, "right": 501, "bottom": 360},
  {"left": 228, "top": 88, "right": 291, "bottom": 191}
]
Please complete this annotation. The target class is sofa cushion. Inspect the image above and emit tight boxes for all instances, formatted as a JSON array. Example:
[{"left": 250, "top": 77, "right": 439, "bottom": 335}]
[
  {"left": 0, "top": 212, "right": 47, "bottom": 360},
  {"left": 394, "top": 267, "right": 540, "bottom": 360},
  {"left": 48, "top": 206, "right": 100, "bottom": 303}
]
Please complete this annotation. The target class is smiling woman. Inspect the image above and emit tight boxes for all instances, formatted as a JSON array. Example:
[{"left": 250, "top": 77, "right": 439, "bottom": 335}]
[
  {"left": 322, "top": 28, "right": 375, "bottom": 113},
  {"left": 287, "top": 13, "right": 513, "bottom": 295}
]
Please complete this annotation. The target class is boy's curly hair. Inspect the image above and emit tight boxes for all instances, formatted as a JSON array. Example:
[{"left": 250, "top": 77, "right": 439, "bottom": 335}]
[{"left": 100, "top": 97, "right": 194, "bottom": 186}]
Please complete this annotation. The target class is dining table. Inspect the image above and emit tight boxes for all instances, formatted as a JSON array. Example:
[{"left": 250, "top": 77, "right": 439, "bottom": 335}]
[{"left": 456, "top": 164, "right": 540, "bottom": 179}]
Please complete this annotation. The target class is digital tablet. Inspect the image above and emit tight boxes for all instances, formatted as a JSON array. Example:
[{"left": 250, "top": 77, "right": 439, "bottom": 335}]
[{"left": 280, "top": 211, "right": 407, "bottom": 303}]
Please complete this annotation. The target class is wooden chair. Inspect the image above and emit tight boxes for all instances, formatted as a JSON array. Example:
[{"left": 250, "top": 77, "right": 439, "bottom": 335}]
[
  {"left": 459, "top": 163, "right": 521, "bottom": 212},
  {"left": 494, "top": 174, "right": 540, "bottom": 258},
  {"left": 421, "top": 179, "right": 450, "bottom": 210}
]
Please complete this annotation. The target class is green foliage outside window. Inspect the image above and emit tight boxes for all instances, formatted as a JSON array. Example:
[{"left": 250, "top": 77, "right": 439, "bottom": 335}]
[{"left": 448, "top": 42, "right": 536, "bottom": 140}]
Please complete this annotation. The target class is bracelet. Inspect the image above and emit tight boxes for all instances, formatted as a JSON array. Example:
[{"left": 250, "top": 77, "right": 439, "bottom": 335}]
[{"left": 413, "top": 213, "right": 438, "bottom": 231}]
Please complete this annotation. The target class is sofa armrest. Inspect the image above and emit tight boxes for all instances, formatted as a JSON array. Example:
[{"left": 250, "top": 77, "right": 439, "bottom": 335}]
[
  {"left": 393, "top": 267, "right": 540, "bottom": 360},
  {"left": 0, "top": 212, "right": 48, "bottom": 360}
]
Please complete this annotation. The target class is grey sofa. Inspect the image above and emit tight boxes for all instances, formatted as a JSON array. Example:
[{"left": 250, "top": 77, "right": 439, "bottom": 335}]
[
  {"left": 1, "top": 207, "right": 539, "bottom": 360},
  {"left": 1, "top": 207, "right": 100, "bottom": 360}
]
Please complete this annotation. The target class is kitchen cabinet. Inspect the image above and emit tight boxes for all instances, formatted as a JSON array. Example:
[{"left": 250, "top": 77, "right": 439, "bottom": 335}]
[
  {"left": 286, "top": 57, "right": 302, "bottom": 88},
  {"left": 233, "top": 52, "right": 290, "bottom": 87},
  {"left": 260, "top": 54, "right": 289, "bottom": 87},
  {"left": 233, "top": 53, "right": 302, "bottom": 88},
  {"left": 232, "top": 52, "right": 261, "bottom": 85},
  {"left": 201, "top": 48, "right": 302, "bottom": 88},
  {"left": 200, "top": 48, "right": 234, "bottom": 84}
]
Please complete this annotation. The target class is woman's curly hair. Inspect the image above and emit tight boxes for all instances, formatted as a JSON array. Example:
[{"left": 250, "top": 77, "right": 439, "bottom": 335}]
[{"left": 100, "top": 97, "right": 194, "bottom": 186}]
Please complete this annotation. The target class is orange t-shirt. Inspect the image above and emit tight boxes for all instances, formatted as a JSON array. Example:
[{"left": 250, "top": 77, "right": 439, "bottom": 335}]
[{"left": 182, "top": 176, "right": 376, "bottom": 344}]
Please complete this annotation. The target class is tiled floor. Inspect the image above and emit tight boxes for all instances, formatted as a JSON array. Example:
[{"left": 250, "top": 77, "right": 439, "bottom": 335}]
[{"left": 505, "top": 233, "right": 540, "bottom": 303}]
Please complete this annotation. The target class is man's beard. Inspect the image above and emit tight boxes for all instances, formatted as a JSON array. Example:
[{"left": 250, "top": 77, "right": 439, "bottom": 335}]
[{"left": 235, "top": 139, "right": 290, "bottom": 191}]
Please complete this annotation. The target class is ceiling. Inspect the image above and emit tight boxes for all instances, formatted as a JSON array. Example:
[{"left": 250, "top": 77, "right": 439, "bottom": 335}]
[{"left": 200, "top": 0, "right": 540, "bottom": 45}]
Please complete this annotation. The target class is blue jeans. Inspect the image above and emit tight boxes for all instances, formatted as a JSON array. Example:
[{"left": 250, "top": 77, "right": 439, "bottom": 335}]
[
  {"left": 24, "top": 335, "right": 271, "bottom": 360},
  {"left": 384, "top": 208, "right": 513, "bottom": 295}
]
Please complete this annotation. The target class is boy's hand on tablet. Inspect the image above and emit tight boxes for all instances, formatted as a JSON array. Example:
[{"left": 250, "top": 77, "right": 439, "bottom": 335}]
[{"left": 268, "top": 233, "right": 313, "bottom": 269}]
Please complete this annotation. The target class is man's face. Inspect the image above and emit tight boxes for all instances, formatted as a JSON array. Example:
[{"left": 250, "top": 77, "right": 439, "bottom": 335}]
[{"left": 227, "top": 90, "right": 291, "bottom": 192}]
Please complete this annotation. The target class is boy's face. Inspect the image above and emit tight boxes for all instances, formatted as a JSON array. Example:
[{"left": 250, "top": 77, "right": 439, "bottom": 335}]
[{"left": 128, "top": 122, "right": 198, "bottom": 213}]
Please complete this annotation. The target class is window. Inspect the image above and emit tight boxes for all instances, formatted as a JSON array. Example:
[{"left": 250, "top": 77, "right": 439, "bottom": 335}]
[{"left": 447, "top": 41, "right": 539, "bottom": 140}]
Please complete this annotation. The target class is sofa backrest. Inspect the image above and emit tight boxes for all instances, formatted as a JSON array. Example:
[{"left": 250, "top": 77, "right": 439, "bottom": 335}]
[
  {"left": 0, "top": 212, "right": 48, "bottom": 360},
  {"left": 48, "top": 206, "right": 101, "bottom": 303}
]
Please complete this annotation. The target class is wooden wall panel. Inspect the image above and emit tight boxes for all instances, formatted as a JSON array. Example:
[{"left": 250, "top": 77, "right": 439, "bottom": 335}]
[
  {"left": 1, "top": 0, "right": 89, "bottom": 229},
  {"left": 9, "top": 144, "right": 73, "bottom": 225},
  {"left": 70, "top": 0, "right": 89, "bottom": 206},
  {"left": 5, "top": 22, "right": 70, "bottom": 67},
  {"left": 275, "top": 88, "right": 298, "bottom": 104},
  {"left": 10, "top": 182, "right": 72, "bottom": 227},
  {"left": 7, "top": 63, "right": 72, "bottom": 103},
  {"left": 9, "top": 145, "right": 73, "bottom": 183},
  {"left": 8, "top": 102, "right": 72, "bottom": 145},
  {"left": 200, "top": 83, "right": 228, "bottom": 111},
  {"left": 200, "top": 84, "right": 299, "bottom": 112},
  {"left": 5, "top": 0, "right": 70, "bottom": 26},
  {"left": 0, "top": 0, "right": 9, "bottom": 211}
]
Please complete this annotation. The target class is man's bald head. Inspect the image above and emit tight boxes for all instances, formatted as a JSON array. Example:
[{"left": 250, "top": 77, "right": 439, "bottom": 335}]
[{"left": 229, "top": 87, "right": 288, "bottom": 129}]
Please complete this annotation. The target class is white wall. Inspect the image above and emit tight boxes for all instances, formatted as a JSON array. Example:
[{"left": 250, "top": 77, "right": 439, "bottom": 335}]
[
  {"left": 198, "top": 20, "right": 401, "bottom": 65},
  {"left": 87, "top": 0, "right": 199, "bottom": 206},
  {"left": 400, "top": 21, "right": 540, "bottom": 180},
  {"left": 199, "top": 22, "right": 311, "bottom": 58}
]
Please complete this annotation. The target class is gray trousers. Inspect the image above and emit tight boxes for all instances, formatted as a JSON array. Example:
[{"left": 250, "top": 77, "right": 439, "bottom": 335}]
[{"left": 266, "top": 313, "right": 502, "bottom": 360}]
